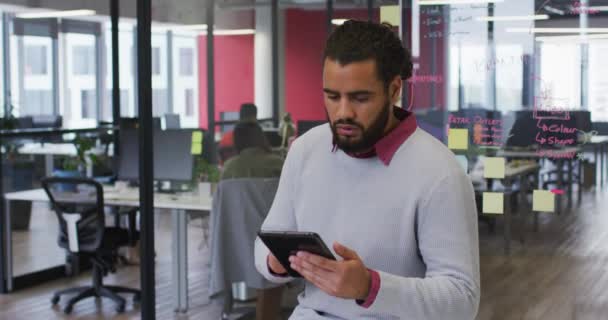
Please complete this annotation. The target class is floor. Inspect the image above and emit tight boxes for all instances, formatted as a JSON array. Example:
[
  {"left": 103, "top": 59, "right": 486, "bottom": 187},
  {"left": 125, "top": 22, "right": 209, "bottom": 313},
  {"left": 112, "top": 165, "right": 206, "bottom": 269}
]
[{"left": 2, "top": 186, "right": 608, "bottom": 319}]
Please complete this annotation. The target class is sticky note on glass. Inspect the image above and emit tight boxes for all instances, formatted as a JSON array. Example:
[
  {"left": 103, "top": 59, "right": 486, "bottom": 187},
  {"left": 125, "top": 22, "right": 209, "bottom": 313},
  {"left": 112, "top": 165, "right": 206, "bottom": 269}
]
[
  {"left": 482, "top": 192, "right": 504, "bottom": 214},
  {"left": 380, "top": 5, "right": 400, "bottom": 27},
  {"left": 484, "top": 157, "right": 506, "bottom": 179},
  {"left": 191, "top": 143, "right": 202, "bottom": 155},
  {"left": 192, "top": 131, "right": 203, "bottom": 143},
  {"left": 455, "top": 155, "right": 468, "bottom": 173},
  {"left": 533, "top": 190, "right": 555, "bottom": 212},
  {"left": 448, "top": 128, "right": 468, "bottom": 150}
]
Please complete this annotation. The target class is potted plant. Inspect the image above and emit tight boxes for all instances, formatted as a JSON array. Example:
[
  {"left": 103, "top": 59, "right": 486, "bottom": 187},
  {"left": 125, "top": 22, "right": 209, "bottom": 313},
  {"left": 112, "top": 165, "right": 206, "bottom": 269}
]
[
  {"left": 193, "top": 157, "right": 220, "bottom": 196},
  {"left": 54, "top": 136, "right": 99, "bottom": 190}
]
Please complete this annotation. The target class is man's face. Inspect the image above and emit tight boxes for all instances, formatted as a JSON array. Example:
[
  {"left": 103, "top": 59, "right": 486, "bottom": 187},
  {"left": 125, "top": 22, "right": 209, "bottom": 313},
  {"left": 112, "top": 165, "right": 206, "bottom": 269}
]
[{"left": 323, "top": 58, "right": 396, "bottom": 153}]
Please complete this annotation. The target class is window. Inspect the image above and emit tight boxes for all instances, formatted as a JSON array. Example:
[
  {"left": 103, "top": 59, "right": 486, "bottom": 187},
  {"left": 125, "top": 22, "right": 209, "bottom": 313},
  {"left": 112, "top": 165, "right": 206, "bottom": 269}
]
[
  {"left": 185, "top": 89, "right": 194, "bottom": 116},
  {"left": 495, "top": 45, "right": 524, "bottom": 112},
  {"left": 152, "top": 47, "right": 161, "bottom": 75},
  {"left": 107, "top": 89, "right": 131, "bottom": 117},
  {"left": 152, "top": 89, "right": 168, "bottom": 116},
  {"left": 81, "top": 90, "right": 96, "bottom": 119},
  {"left": 540, "top": 42, "right": 581, "bottom": 110},
  {"left": 589, "top": 41, "right": 608, "bottom": 121},
  {"left": 24, "top": 45, "right": 47, "bottom": 75},
  {"left": 22, "top": 90, "right": 53, "bottom": 115},
  {"left": 73, "top": 46, "right": 95, "bottom": 75},
  {"left": 179, "top": 48, "right": 193, "bottom": 76}
]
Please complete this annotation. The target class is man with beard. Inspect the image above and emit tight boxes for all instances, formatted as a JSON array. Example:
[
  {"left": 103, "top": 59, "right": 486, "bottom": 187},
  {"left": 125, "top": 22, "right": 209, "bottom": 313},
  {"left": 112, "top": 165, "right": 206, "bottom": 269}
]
[{"left": 254, "top": 20, "right": 479, "bottom": 319}]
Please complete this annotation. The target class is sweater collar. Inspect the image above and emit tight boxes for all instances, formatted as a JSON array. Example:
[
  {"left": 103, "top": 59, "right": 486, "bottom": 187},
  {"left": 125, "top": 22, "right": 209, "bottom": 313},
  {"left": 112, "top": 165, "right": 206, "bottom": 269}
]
[{"left": 331, "top": 107, "right": 417, "bottom": 166}]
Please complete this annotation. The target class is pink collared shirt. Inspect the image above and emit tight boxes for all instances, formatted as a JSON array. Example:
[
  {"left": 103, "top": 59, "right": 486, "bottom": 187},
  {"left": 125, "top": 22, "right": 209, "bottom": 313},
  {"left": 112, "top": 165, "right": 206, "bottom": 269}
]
[{"left": 332, "top": 107, "right": 418, "bottom": 166}]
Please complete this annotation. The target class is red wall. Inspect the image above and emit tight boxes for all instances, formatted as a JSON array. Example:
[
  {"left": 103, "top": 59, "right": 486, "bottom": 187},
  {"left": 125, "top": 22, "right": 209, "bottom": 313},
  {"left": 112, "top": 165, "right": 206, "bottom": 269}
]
[
  {"left": 284, "top": 10, "right": 327, "bottom": 123},
  {"left": 198, "top": 35, "right": 255, "bottom": 129},
  {"left": 197, "top": 9, "right": 446, "bottom": 128}
]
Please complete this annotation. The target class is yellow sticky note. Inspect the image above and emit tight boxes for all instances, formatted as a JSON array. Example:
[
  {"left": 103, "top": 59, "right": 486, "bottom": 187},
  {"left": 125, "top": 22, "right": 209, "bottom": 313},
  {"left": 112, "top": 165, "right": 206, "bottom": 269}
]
[
  {"left": 191, "top": 143, "right": 202, "bottom": 155},
  {"left": 533, "top": 190, "right": 555, "bottom": 212},
  {"left": 484, "top": 157, "right": 506, "bottom": 179},
  {"left": 448, "top": 128, "right": 469, "bottom": 150},
  {"left": 380, "top": 5, "right": 400, "bottom": 27},
  {"left": 192, "top": 131, "right": 203, "bottom": 143},
  {"left": 482, "top": 192, "right": 504, "bottom": 214}
]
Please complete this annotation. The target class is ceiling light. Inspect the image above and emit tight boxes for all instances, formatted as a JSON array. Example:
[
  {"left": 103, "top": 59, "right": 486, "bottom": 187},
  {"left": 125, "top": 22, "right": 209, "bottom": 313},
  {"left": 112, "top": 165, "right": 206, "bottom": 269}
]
[
  {"left": 507, "top": 28, "right": 608, "bottom": 33},
  {"left": 331, "top": 19, "right": 348, "bottom": 25},
  {"left": 170, "top": 24, "right": 208, "bottom": 31},
  {"left": 418, "top": 0, "right": 503, "bottom": 5},
  {"left": 536, "top": 34, "right": 608, "bottom": 42},
  {"left": 543, "top": 5, "right": 565, "bottom": 15},
  {"left": 201, "top": 29, "right": 255, "bottom": 36},
  {"left": 589, "top": 6, "right": 608, "bottom": 11},
  {"left": 476, "top": 14, "right": 549, "bottom": 22},
  {"left": 16, "top": 9, "right": 96, "bottom": 19}
]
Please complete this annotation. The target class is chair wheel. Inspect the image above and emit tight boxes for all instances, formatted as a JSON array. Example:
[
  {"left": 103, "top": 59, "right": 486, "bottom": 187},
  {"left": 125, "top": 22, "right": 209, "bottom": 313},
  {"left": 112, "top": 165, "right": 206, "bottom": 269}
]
[
  {"left": 51, "top": 295, "right": 60, "bottom": 305},
  {"left": 63, "top": 305, "right": 73, "bottom": 314},
  {"left": 116, "top": 303, "right": 126, "bottom": 313},
  {"left": 133, "top": 293, "right": 141, "bottom": 303}
]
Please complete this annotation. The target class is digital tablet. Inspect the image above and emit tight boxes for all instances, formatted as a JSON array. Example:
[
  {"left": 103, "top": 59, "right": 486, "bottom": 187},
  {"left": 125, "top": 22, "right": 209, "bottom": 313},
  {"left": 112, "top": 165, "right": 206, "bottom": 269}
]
[{"left": 257, "top": 231, "right": 336, "bottom": 277}]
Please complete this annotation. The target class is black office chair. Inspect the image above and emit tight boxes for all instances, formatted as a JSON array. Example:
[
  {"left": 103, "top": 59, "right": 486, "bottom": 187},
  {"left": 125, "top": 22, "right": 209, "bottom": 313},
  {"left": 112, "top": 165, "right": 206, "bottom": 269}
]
[{"left": 41, "top": 177, "right": 141, "bottom": 314}]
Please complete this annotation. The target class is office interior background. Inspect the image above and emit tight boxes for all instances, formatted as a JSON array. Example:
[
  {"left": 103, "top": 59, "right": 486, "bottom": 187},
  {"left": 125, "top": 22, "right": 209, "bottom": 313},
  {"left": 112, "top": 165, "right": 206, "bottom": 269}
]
[{"left": 1, "top": 0, "right": 608, "bottom": 319}]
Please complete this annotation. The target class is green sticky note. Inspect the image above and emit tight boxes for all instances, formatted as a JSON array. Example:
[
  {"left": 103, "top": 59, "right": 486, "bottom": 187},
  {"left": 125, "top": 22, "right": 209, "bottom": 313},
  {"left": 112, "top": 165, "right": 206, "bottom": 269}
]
[
  {"left": 380, "top": 5, "right": 400, "bottom": 26},
  {"left": 448, "top": 128, "right": 469, "bottom": 150},
  {"left": 191, "top": 143, "right": 202, "bottom": 155},
  {"left": 533, "top": 190, "right": 555, "bottom": 212},
  {"left": 482, "top": 192, "right": 504, "bottom": 214},
  {"left": 192, "top": 131, "right": 203, "bottom": 143},
  {"left": 484, "top": 157, "right": 506, "bottom": 179}
]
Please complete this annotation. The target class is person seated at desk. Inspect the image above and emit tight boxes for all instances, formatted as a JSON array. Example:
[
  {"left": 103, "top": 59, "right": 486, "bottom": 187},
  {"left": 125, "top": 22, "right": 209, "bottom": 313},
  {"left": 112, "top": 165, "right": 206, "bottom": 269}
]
[
  {"left": 221, "top": 122, "right": 284, "bottom": 180},
  {"left": 218, "top": 103, "right": 258, "bottom": 164}
]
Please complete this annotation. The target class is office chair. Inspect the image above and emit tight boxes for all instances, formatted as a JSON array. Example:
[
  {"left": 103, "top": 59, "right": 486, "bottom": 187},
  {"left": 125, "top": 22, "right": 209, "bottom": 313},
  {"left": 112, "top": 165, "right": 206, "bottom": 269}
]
[
  {"left": 41, "top": 177, "right": 141, "bottom": 314},
  {"left": 209, "top": 178, "right": 293, "bottom": 320}
]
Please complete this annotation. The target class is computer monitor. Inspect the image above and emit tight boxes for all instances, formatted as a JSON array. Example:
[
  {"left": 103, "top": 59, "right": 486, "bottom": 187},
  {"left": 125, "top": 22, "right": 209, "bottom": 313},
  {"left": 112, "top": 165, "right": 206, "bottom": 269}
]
[
  {"left": 16, "top": 116, "right": 33, "bottom": 129},
  {"left": 117, "top": 128, "right": 194, "bottom": 182},
  {"left": 505, "top": 110, "right": 537, "bottom": 148},
  {"left": 163, "top": 114, "right": 180, "bottom": 129},
  {"left": 153, "top": 130, "right": 194, "bottom": 181},
  {"left": 117, "top": 128, "right": 139, "bottom": 182},
  {"left": 571, "top": 111, "right": 591, "bottom": 133},
  {"left": 119, "top": 117, "right": 161, "bottom": 130},
  {"left": 32, "top": 115, "right": 62, "bottom": 128},
  {"left": 263, "top": 128, "right": 282, "bottom": 148},
  {"left": 220, "top": 111, "right": 239, "bottom": 133},
  {"left": 297, "top": 120, "right": 327, "bottom": 136}
]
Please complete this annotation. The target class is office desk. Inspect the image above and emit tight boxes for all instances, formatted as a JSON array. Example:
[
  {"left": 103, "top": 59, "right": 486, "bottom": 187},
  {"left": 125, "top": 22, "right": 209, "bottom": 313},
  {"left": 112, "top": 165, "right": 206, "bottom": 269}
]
[
  {"left": 2, "top": 187, "right": 209, "bottom": 313},
  {"left": 477, "top": 162, "right": 540, "bottom": 254},
  {"left": 17, "top": 143, "right": 108, "bottom": 177},
  {"left": 497, "top": 147, "right": 581, "bottom": 214}
]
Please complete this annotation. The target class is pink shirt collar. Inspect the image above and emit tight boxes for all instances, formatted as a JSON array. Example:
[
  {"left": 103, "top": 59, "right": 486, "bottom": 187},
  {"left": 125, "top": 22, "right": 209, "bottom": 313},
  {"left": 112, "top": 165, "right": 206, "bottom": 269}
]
[{"left": 331, "top": 107, "right": 417, "bottom": 166}]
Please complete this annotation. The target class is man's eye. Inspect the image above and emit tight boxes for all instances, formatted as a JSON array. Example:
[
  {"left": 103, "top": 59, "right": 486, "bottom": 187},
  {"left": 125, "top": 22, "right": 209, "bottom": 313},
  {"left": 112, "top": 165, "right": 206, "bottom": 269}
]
[
  {"left": 354, "top": 97, "right": 369, "bottom": 103},
  {"left": 328, "top": 95, "right": 339, "bottom": 100}
]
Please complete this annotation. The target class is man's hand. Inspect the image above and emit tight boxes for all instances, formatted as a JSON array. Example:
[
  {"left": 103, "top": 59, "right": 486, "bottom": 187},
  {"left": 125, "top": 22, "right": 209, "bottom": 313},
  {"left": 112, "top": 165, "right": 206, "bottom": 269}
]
[
  {"left": 267, "top": 253, "right": 288, "bottom": 275},
  {"left": 289, "top": 242, "right": 370, "bottom": 300}
]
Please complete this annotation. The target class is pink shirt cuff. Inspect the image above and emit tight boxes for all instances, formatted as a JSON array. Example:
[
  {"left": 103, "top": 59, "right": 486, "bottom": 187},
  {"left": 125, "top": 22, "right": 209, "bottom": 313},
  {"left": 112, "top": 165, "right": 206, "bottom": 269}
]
[{"left": 356, "top": 269, "right": 380, "bottom": 308}]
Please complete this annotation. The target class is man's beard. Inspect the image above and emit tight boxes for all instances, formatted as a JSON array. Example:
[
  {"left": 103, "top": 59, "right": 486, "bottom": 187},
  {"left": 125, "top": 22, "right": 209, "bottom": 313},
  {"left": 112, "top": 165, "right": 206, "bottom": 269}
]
[{"left": 329, "top": 100, "right": 391, "bottom": 154}]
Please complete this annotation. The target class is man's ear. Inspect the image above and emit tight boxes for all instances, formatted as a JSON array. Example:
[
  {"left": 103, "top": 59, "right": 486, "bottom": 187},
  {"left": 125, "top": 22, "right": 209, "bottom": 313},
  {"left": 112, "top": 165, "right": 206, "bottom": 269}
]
[{"left": 389, "top": 76, "right": 402, "bottom": 105}]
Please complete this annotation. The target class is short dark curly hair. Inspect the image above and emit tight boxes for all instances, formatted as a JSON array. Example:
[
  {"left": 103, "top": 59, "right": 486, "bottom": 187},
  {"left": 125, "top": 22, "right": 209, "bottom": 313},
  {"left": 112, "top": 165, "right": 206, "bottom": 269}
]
[{"left": 323, "top": 20, "right": 412, "bottom": 90}]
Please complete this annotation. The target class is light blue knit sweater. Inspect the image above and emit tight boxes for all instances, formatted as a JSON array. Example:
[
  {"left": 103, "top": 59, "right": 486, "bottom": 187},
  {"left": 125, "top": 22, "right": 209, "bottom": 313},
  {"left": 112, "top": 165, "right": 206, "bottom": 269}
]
[{"left": 254, "top": 124, "right": 480, "bottom": 320}]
